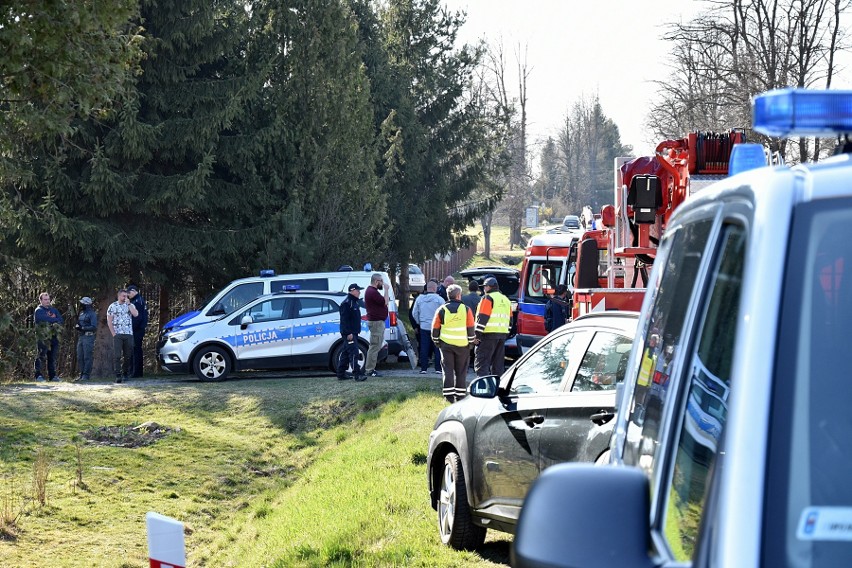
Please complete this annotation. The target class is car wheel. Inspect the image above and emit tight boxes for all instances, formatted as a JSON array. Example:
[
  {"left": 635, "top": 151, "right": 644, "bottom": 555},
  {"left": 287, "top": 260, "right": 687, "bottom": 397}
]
[
  {"left": 193, "top": 346, "right": 231, "bottom": 381},
  {"left": 330, "top": 340, "right": 368, "bottom": 373},
  {"left": 438, "top": 451, "right": 486, "bottom": 550}
]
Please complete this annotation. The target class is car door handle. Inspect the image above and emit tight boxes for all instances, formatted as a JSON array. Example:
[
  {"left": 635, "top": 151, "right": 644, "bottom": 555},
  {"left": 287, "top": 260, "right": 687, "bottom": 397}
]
[
  {"left": 523, "top": 414, "right": 545, "bottom": 427},
  {"left": 590, "top": 410, "right": 615, "bottom": 426}
]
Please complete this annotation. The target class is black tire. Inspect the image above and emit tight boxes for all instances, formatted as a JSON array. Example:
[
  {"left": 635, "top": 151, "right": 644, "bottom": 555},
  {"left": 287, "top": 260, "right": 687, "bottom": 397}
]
[
  {"left": 193, "top": 345, "right": 231, "bottom": 381},
  {"left": 437, "top": 451, "right": 486, "bottom": 550},
  {"left": 329, "top": 340, "right": 368, "bottom": 373}
]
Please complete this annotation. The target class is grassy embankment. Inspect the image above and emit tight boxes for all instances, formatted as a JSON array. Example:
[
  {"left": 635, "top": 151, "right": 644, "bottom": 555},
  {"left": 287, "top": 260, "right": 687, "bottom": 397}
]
[{"left": 0, "top": 376, "right": 510, "bottom": 567}]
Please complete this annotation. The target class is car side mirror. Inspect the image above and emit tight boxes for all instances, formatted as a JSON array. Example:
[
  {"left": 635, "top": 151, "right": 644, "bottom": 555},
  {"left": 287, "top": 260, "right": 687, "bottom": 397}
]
[
  {"left": 468, "top": 375, "right": 499, "bottom": 399},
  {"left": 512, "top": 464, "right": 654, "bottom": 568},
  {"left": 210, "top": 302, "right": 226, "bottom": 316},
  {"left": 240, "top": 315, "right": 253, "bottom": 330}
]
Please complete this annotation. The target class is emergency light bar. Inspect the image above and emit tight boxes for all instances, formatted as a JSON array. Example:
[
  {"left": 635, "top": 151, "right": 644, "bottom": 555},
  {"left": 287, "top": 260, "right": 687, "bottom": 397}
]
[
  {"left": 282, "top": 284, "right": 301, "bottom": 292},
  {"left": 729, "top": 143, "right": 769, "bottom": 176},
  {"left": 753, "top": 89, "right": 852, "bottom": 137}
]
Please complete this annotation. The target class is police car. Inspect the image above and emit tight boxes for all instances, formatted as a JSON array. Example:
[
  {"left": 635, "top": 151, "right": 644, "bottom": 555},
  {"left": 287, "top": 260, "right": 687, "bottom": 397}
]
[
  {"left": 159, "top": 290, "right": 379, "bottom": 381},
  {"left": 512, "top": 89, "right": 852, "bottom": 568}
]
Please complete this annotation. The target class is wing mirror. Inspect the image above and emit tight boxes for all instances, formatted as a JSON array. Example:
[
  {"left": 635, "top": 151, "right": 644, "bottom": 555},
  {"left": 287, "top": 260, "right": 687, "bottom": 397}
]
[
  {"left": 468, "top": 375, "right": 500, "bottom": 399},
  {"left": 240, "top": 315, "right": 253, "bottom": 330}
]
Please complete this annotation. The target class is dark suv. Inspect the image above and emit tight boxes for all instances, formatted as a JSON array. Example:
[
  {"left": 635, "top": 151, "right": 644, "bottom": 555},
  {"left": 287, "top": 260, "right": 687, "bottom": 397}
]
[
  {"left": 458, "top": 266, "right": 521, "bottom": 359},
  {"left": 426, "top": 311, "right": 637, "bottom": 549}
]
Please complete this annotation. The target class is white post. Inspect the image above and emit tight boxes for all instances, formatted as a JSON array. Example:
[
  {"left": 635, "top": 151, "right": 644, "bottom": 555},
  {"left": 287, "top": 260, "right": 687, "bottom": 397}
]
[{"left": 146, "top": 512, "right": 186, "bottom": 568}]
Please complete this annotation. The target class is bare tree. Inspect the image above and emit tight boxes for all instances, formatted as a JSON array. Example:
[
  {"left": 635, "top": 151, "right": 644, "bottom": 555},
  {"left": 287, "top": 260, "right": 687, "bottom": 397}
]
[
  {"left": 479, "top": 41, "right": 532, "bottom": 250},
  {"left": 648, "top": 0, "right": 850, "bottom": 163}
]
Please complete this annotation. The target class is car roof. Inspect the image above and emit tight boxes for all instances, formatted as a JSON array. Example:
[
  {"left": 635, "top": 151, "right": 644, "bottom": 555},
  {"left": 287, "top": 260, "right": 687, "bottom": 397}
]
[{"left": 459, "top": 266, "right": 520, "bottom": 276}]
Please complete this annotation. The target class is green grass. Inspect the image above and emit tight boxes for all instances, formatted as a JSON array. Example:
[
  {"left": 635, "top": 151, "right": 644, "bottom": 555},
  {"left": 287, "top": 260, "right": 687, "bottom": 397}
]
[{"left": 0, "top": 375, "right": 510, "bottom": 566}]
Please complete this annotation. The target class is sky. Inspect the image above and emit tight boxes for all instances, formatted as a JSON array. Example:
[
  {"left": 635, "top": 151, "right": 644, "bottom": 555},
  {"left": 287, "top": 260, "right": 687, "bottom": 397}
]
[{"left": 441, "top": 0, "right": 852, "bottom": 158}]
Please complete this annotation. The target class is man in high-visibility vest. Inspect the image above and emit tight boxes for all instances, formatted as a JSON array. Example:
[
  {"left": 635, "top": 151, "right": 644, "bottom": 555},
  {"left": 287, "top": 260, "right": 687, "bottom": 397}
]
[
  {"left": 473, "top": 276, "right": 511, "bottom": 377},
  {"left": 432, "top": 284, "right": 475, "bottom": 402}
]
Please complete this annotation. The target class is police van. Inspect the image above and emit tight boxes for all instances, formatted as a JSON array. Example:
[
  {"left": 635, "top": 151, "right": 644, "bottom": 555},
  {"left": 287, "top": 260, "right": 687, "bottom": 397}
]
[
  {"left": 160, "top": 290, "right": 379, "bottom": 381},
  {"left": 159, "top": 269, "right": 401, "bottom": 361},
  {"left": 513, "top": 89, "right": 852, "bottom": 568}
]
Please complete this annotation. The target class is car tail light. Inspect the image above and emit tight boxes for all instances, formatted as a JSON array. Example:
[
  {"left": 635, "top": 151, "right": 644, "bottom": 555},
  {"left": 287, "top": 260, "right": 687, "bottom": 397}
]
[{"left": 389, "top": 312, "right": 397, "bottom": 326}]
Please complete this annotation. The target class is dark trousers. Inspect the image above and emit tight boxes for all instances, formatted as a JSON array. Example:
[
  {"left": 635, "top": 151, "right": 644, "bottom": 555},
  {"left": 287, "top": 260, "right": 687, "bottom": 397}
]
[
  {"left": 439, "top": 342, "right": 469, "bottom": 402},
  {"left": 76, "top": 335, "right": 95, "bottom": 378},
  {"left": 131, "top": 326, "right": 145, "bottom": 377},
  {"left": 35, "top": 337, "right": 59, "bottom": 379},
  {"left": 418, "top": 328, "right": 441, "bottom": 372},
  {"left": 113, "top": 334, "right": 133, "bottom": 378},
  {"left": 337, "top": 339, "right": 362, "bottom": 378},
  {"left": 474, "top": 335, "right": 507, "bottom": 377}
]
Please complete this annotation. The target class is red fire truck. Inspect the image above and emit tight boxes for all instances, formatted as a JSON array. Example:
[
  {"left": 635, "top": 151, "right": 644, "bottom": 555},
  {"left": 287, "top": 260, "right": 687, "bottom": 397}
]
[{"left": 516, "top": 131, "right": 746, "bottom": 352}]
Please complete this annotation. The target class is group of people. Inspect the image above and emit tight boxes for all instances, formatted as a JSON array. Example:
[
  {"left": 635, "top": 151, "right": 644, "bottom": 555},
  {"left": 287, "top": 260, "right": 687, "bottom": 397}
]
[
  {"left": 337, "top": 272, "right": 512, "bottom": 404},
  {"left": 33, "top": 287, "right": 148, "bottom": 383}
]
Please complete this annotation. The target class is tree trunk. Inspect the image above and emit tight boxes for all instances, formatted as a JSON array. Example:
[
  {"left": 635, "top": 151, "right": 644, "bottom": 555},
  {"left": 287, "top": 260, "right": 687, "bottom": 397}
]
[
  {"left": 481, "top": 212, "right": 492, "bottom": 259},
  {"left": 398, "top": 262, "right": 410, "bottom": 312}
]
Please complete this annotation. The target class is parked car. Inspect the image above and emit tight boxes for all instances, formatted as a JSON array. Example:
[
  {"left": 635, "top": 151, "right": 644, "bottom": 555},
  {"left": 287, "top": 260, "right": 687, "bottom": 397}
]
[
  {"left": 458, "top": 265, "right": 522, "bottom": 360},
  {"left": 426, "top": 311, "right": 638, "bottom": 549},
  {"left": 159, "top": 290, "right": 381, "bottom": 381},
  {"left": 512, "top": 89, "right": 852, "bottom": 568},
  {"left": 400, "top": 263, "right": 426, "bottom": 294}
]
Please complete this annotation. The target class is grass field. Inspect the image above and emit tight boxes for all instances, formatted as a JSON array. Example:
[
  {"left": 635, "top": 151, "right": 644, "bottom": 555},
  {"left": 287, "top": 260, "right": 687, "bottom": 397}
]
[{"left": 0, "top": 373, "right": 511, "bottom": 567}]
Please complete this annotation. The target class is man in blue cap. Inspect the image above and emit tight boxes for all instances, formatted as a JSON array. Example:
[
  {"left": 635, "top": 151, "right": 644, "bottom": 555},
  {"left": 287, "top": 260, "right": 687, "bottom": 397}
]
[
  {"left": 127, "top": 285, "right": 148, "bottom": 377},
  {"left": 338, "top": 283, "right": 366, "bottom": 381},
  {"left": 75, "top": 296, "right": 97, "bottom": 381}
]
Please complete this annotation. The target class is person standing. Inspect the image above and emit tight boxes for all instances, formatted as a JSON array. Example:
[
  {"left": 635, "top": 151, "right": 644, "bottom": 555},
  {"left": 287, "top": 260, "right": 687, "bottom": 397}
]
[
  {"left": 473, "top": 276, "right": 512, "bottom": 377},
  {"left": 432, "top": 284, "right": 474, "bottom": 402},
  {"left": 107, "top": 289, "right": 138, "bottom": 383},
  {"left": 75, "top": 297, "right": 97, "bottom": 381},
  {"left": 412, "top": 280, "right": 445, "bottom": 374},
  {"left": 461, "top": 280, "right": 481, "bottom": 314},
  {"left": 436, "top": 275, "right": 454, "bottom": 301},
  {"left": 337, "top": 283, "right": 366, "bottom": 381},
  {"left": 33, "top": 292, "right": 64, "bottom": 382},
  {"left": 363, "top": 273, "right": 388, "bottom": 378},
  {"left": 544, "top": 284, "right": 570, "bottom": 333},
  {"left": 127, "top": 285, "right": 148, "bottom": 378}
]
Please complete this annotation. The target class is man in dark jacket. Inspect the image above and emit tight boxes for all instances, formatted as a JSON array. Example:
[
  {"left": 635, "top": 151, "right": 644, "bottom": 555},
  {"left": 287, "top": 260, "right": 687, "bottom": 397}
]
[
  {"left": 127, "top": 285, "right": 149, "bottom": 378},
  {"left": 75, "top": 296, "right": 98, "bottom": 381},
  {"left": 34, "top": 292, "right": 64, "bottom": 382},
  {"left": 544, "top": 284, "right": 570, "bottom": 333},
  {"left": 338, "top": 283, "right": 366, "bottom": 381}
]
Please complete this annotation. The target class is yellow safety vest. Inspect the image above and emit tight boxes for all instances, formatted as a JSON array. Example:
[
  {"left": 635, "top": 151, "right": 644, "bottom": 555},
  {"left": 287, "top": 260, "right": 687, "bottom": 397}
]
[
  {"left": 438, "top": 304, "right": 470, "bottom": 347},
  {"left": 482, "top": 292, "right": 511, "bottom": 334}
]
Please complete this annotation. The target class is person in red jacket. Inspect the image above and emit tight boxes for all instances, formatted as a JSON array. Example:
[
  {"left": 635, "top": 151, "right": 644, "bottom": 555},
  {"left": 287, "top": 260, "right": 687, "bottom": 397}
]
[{"left": 363, "top": 273, "right": 389, "bottom": 377}]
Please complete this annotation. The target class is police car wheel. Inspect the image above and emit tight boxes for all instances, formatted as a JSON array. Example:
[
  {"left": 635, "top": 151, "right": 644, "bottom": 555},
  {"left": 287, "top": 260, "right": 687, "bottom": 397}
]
[
  {"left": 330, "top": 340, "right": 368, "bottom": 373},
  {"left": 193, "top": 346, "right": 231, "bottom": 381}
]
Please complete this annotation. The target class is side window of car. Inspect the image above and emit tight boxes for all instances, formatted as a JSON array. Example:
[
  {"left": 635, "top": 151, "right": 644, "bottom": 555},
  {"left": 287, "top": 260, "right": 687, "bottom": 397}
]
[
  {"left": 249, "top": 299, "right": 290, "bottom": 323},
  {"left": 215, "top": 282, "right": 264, "bottom": 315},
  {"left": 295, "top": 298, "right": 336, "bottom": 318},
  {"left": 510, "top": 331, "right": 589, "bottom": 395},
  {"left": 571, "top": 331, "right": 633, "bottom": 392},
  {"left": 663, "top": 223, "right": 745, "bottom": 561},
  {"left": 624, "top": 219, "right": 714, "bottom": 475}
]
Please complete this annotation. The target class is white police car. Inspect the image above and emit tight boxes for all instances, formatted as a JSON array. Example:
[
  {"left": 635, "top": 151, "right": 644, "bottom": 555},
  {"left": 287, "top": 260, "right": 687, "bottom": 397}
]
[
  {"left": 159, "top": 290, "right": 379, "bottom": 381},
  {"left": 513, "top": 89, "right": 852, "bottom": 568}
]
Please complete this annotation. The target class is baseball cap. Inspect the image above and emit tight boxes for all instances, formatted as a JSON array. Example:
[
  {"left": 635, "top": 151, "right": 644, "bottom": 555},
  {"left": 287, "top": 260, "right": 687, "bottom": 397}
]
[
  {"left": 348, "top": 283, "right": 364, "bottom": 291},
  {"left": 483, "top": 276, "right": 498, "bottom": 287},
  {"left": 79, "top": 297, "right": 93, "bottom": 305},
  {"left": 127, "top": 285, "right": 139, "bottom": 292}
]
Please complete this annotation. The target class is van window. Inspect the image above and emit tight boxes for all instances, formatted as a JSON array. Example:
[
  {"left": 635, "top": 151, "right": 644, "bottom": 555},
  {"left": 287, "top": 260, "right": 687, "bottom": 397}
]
[
  {"left": 663, "top": 223, "right": 745, "bottom": 561},
  {"left": 209, "top": 282, "right": 264, "bottom": 316},
  {"left": 274, "top": 278, "right": 329, "bottom": 292},
  {"left": 765, "top": 198, "right": 852, "bottom": 568},
  {"left": 624, "top": 219, "right": 713, "bottom": 478},
  {"left": 524, "top": 261, "right": 564, "bottom": 301},
  {"left": 295, "top": 298, "right": 337, "bottom": 318}
]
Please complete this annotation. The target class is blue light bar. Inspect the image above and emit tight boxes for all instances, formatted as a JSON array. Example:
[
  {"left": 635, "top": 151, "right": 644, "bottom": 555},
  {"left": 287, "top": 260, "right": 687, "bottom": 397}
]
[
  {"left": 282, "top": 284, "right": 300, "bottom": 292},
  {"left": 729, "top": 143, "right": 769, "bottom": 176},
  {"left": 753, "top": 89, "right": 852, "bottom": 137},
  {"left": 259, "top": 269, "right": 275, "bottom": 277}
]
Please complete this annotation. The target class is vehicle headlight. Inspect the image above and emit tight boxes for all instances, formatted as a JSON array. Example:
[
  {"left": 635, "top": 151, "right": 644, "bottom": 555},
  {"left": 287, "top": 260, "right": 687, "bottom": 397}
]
[{"left": 168, "top": 330, "right": 195, "bottom": 343}]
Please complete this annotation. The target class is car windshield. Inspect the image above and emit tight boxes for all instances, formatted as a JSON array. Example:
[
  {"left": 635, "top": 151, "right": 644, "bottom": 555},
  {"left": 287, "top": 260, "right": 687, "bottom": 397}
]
[
  {"left": 765, "top": 197, "right": 852, "bottom": 567},
  {"left": 409, "top": 265, "right": 423, "bottom": 275}
]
